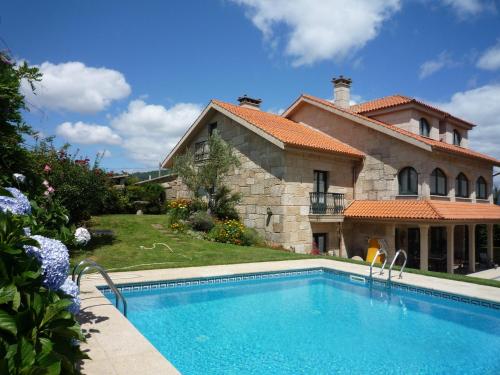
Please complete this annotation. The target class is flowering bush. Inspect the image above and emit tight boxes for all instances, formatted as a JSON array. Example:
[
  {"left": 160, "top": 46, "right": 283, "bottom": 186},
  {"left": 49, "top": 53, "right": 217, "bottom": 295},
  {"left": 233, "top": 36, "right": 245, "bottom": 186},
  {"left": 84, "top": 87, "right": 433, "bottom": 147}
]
[
  {"left": 74, "top": 227, "right": 91, "bottom": 246},
  {"left": 24, "top": 235, "right": 70, "bottom": 291},
  {"left": 166, "top": 198, "right": 192, "bottom": 227},
  {"left": 0, "top": 187, "right": 86, "bottom": 373},
  {"left": 207, "top": 219, "right": 245, "bottom": 245},
  {"left": 0, "top": 187, "right": 31, "bottom": 215},
  {"left": 59, "top": 278, "right": 81, "bottom": 314}
]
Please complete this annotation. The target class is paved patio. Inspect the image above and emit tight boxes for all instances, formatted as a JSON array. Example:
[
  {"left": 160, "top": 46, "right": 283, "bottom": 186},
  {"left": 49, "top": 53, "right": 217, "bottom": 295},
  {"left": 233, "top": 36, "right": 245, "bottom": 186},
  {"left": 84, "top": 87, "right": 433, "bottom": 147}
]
[
  {"left": 78, "top": 258, "right": 500, "bottom": 374},
  {"left": 470, "top": 267, "right": 500, "bottom": 281}
]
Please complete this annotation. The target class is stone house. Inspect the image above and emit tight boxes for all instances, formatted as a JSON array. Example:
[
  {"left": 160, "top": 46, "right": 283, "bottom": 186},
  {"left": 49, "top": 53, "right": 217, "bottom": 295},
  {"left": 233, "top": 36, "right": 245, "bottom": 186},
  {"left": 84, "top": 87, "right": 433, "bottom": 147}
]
[{"left": 162, "top": 77, "right": 500, "bottom": 274}]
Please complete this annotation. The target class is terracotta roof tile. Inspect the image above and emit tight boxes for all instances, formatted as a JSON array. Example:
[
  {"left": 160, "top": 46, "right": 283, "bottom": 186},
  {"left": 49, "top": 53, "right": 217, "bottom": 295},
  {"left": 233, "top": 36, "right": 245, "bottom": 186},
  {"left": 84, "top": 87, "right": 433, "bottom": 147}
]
[
  {"left": 350, "top": 94, "right": 475, "bottom": 127},
  {"left": 212, "top": 99, "right": 364, "bottom": 158},
  {"left": 301, "top": 94, "right": 500, "bottom": 165},
  {"left": 344, "top": 200, "right": 500, "bottom": 221},
  {"left": 350, "top": 95, "right": 412, "bottom": 113}
]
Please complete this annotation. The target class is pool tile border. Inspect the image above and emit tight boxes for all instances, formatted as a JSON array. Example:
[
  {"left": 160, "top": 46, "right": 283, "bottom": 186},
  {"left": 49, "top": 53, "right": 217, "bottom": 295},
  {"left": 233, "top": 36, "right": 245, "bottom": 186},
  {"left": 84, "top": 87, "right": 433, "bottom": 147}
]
[{"left": 98, "top": 267, "right": 500, "bottom": 311}]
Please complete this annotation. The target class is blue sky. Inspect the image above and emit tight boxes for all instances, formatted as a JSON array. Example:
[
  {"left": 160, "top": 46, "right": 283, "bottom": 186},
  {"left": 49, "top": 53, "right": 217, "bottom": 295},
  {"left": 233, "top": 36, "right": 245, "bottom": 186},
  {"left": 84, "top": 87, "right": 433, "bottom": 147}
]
[{"left": 2, "top": 0, "right": 500, "bottom": 173}]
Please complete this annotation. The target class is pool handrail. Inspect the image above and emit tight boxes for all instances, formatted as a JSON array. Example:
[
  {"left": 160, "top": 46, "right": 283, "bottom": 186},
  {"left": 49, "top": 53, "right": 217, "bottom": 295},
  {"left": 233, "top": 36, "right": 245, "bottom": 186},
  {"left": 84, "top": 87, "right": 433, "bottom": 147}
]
[
  {"left": 369, "top": 248, "right": 388, "bottom": 279},
  {"left": 388, "top": 249, "right": 408, "bottom": 282},
  {"left": 74, "top": 260, "right": 127, "bottom": 317}
]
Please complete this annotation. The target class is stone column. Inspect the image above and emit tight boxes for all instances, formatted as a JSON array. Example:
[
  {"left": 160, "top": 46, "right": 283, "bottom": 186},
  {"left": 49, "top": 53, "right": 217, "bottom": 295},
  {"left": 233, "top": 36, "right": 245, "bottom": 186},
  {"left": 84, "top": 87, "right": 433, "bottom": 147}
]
[
  {"left": 419, "top": 224, "right": 429, "bottom": 271},
  {"left": 385, "top": 223, "right": 396, "bottom": 261},
  {"left": 468, "top": 224, "right": 476, "bottom": 273},
  {"left": 446, "top": 224, "right": 455, "bottom": 274},
  {"left": 487, "top": 223, "right": 494, "bottom": 263}
]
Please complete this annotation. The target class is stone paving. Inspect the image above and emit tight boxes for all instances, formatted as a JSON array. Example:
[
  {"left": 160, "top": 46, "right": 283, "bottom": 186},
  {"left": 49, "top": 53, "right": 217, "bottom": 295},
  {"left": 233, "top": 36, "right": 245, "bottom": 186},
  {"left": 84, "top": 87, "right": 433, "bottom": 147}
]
[{"left": 78, "top": 258, "right": 500, "bottom": 374}]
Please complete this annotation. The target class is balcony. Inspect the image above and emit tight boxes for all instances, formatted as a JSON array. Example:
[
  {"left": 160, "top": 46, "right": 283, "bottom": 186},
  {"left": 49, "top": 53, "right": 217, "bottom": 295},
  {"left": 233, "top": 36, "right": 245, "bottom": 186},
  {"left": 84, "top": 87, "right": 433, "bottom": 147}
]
[{"left": 309, "top": 192, "right": 345, "bottom": 222}]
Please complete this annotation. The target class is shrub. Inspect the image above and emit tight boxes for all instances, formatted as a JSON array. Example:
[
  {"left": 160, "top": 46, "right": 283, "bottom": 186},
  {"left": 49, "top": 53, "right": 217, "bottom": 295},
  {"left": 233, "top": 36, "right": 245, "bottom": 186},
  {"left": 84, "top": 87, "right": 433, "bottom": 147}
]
[
  {"left": 210, "top": 186, "right": 240, "bottom": 220},
  {"left": 0, "top": 189, "right": 86, "bottom": 374},
  {"left": 188, "top": 211, "right": 215, "bottom": 232},
  {"left": 207, "top": 219, "right": 245, "bottom": 245},
  {"left": 166, "top": 198, "right": 192, "bottom": 225},
  {"left": 241, "top": 227, "right": 264, "bottom": 246}
]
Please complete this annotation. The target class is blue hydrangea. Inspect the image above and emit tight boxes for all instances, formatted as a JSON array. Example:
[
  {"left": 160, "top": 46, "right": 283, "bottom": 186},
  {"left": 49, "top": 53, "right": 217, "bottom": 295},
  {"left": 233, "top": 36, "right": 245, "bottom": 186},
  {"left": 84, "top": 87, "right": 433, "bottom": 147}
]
[
  {"left": 24, "top": 235, "right": 70, "bottom": 291},
  {"left": 59, "top": 279, "right": 80, "bottom": 314},
  {"left": 0, "top": 187, "right": 31, "bottom": 215}
]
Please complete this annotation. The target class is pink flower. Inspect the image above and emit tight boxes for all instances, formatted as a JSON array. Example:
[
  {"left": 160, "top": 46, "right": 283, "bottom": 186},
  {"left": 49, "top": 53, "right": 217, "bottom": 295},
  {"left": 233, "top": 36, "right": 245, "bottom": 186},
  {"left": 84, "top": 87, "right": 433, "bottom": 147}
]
[
  {"left": 42, "top": 180, "right": 50, "bottom": 187},
  {"left": 47, "top": 186, "right": 55, "bottom": 194},
  {"left": 43, "top": 191, "right": 50, "bottom": 197},
  {"left": 44, "top": 165, "right": 52, "bottom": 172}
]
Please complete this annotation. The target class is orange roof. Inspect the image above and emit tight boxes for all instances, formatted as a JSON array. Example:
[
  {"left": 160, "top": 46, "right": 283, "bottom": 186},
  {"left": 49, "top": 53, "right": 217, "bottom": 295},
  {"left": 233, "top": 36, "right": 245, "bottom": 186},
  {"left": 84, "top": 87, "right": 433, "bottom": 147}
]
[
  {"left": 350, "top": 95, "right": 412, "bottom": 113},
  {"left": 344, "top": 200, "right": 500, "bottom": 221},
  {"left": 300, "top": 94, "right": 500, "bottom": 165},
  {"left": 350, "top": 94, "right": 475, "bottom": 127},
  {"left": 212, "top": 100, "right": 364, "bottom": 158}
]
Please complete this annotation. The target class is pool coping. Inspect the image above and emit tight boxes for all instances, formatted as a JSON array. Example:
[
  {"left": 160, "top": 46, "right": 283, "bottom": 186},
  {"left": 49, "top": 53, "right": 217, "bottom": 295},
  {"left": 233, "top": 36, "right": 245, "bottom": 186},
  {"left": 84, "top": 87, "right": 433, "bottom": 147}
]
[{"left": 78, "top": 258, "right": 500, "bottom": 374}]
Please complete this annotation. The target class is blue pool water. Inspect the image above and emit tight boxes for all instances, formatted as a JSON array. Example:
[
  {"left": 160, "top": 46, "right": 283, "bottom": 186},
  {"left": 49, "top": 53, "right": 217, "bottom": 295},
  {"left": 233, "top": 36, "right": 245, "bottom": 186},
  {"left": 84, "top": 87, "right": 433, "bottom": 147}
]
[{"left": 104, "top": 271, "right": 500, "bottom": 374}]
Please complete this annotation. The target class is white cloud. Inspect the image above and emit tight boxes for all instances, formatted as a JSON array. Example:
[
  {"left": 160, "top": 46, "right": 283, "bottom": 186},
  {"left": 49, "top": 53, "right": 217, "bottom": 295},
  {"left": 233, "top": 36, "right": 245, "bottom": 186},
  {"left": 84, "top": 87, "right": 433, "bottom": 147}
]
[
  {"left": 110, "top": 100, "right": 203, "bottom": 166},
  {"left": 231, "top": 0, "right": 401, "bottom": 66},
  {"left": 419, "top": 51, "right": 457, "bottom": 79},
  {"left": 477, "top": 40, "right": 500, "bottom": 70},
  {"left": 56, "top": 121, "right": 122, "bottom": 145},
  {"left": 98, "top": 150, "right": 112, "bottom": 158},
  {"left": 433, "top": 84, "right": 500, "bottom": 159},
  {"left": 22, "top": 61, "right": 131, "bottom": 113},
  {"left": 439, "top": 0, "right": 492, "bottom": 16}
]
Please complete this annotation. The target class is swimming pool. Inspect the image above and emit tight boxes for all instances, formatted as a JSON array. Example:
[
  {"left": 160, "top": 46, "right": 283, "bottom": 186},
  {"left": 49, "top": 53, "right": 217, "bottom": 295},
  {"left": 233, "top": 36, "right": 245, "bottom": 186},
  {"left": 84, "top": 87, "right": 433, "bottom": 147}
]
[{"left": 102, "top": 269, "right": 500, "bottom": 374}]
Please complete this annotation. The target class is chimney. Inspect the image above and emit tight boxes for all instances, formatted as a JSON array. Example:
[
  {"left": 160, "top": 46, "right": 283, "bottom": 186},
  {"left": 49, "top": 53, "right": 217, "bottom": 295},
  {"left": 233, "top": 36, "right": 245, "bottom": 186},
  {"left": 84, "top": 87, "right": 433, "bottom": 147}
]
[
  {"left": 332, "top": 76, "right": 352, "bottom": 109},
  {"left": 237, "top": 95, "right": 262, "bottom": 110}
]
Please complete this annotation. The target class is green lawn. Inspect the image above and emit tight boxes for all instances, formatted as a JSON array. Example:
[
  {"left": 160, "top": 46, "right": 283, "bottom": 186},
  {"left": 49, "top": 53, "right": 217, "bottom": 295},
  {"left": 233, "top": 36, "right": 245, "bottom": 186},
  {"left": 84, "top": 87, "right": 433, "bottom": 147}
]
[
  {"left": 71, "top": 214, "right": 312, "bottom": 271},
  {"left": 71, "top": 214, "right": 500, "bottom": 289}
]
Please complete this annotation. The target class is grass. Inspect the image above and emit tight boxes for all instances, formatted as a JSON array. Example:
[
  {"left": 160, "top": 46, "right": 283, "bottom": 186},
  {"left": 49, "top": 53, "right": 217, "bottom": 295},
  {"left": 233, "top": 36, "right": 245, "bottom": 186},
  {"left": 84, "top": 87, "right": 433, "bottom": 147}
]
[
  {"left": 71, "top": 214, "right": 312, "bottom": 271},
  {"left": 71, "top": 214, "right": 500, "bottom": 289}
]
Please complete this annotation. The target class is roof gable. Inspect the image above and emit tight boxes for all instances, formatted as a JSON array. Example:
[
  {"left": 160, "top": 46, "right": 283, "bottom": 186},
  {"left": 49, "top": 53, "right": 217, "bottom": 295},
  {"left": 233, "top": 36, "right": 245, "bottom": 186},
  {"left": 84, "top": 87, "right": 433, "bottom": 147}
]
[
  {"left": 286, "top": 94, "right": 499, "bottom": 166},
  {"left": 351, "top": 94, "right": 475, "bottom": 128},
  {"left": 162, "top": 99, "right": 364, "bottom": 167}
]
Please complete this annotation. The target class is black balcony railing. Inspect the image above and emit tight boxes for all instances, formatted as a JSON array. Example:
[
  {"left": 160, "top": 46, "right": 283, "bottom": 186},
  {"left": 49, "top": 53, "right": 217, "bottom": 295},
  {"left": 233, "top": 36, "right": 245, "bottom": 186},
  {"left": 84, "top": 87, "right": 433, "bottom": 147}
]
[{"left": 309, "top": 192, "right": 345, "bottom": 215}]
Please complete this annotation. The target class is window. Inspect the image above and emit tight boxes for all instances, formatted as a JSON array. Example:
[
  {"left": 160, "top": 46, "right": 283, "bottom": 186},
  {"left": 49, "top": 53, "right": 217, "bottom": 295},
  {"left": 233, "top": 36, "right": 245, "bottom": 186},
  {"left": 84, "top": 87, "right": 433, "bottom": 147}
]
[
  {"left": 208, "top": 122, "right": 217, "bottom": 136},
  {"left": 398, "top": 167, "right": 418, "bottom": 195},
  {"left": 419, "top": 118, "right": 430, "bottom": 137},
  {"left": 453, "top": 130, "right": 462, "bottom": 146},
  {"left": 194, "top": 141, "right": 210, "bottom": 162},
  {"left": 312, "top": 233, "right": 327, "bottom": 254},
  {"left": 430, "top": 168, "right": 447, "bottom": 196},
  {"left": 476, "top": 176, "right": 487, "bottom": 199},
  {"left": 455, "top": 173, "right": 469, "bottom": 198},
  {"left": 313, "top": 170, "right": 328, "bottom": 194}
]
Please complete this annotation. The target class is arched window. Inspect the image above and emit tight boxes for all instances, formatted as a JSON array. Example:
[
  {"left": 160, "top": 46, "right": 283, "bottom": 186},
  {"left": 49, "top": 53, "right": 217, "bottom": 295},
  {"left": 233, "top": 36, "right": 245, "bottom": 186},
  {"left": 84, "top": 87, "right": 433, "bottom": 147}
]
[
  {"left": 419, "top": 118, "right": 430, "bottom": 137},
  {"left": 398, "top": 167, "right": 418, "bottom": 195},
  {"left": 455, "top": 173, "right": 469, "bottom": 198},
  {"left": 453, "top": 130, "right": 462, "bottom": 146},
  {"left": 476, "top": 176, "right": 487, "bottom": 199},
  {"left": 430, "top": 168, "right": 447, "bottom": 196}
]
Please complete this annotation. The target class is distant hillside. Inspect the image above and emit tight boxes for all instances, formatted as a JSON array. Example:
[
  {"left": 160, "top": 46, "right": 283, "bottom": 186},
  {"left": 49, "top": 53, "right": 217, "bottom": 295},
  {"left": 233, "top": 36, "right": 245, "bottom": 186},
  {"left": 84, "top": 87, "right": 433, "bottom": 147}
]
[{"left": 130, "top": 169, "right": 171, "bottom": 181}]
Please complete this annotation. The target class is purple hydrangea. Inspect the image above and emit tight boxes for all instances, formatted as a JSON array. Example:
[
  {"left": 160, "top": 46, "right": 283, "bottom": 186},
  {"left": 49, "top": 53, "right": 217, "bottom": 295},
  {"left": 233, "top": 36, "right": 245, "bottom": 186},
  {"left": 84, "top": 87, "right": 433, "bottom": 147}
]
[
  {"left": 59, "top": 279, "right": 80, "bottom": 314},
  {"left": 24, "top": 235, "right": 70, "bottom": 291},
  {"left": 0, "top": 187, "right": 31, "bottom": 215}
]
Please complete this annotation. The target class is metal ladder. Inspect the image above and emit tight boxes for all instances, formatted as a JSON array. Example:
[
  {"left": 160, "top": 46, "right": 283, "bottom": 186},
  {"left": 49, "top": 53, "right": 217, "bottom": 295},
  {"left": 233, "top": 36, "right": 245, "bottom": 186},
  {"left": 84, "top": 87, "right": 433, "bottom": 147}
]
[
  {"left": 72, "top": 259, "right": 128, "bottom": 317},
  {"left": 387, "top": 249, "right": 408, "bottom": 282},
  {"left": 369, "top": 248, "right": 388, "bottom": 279}
]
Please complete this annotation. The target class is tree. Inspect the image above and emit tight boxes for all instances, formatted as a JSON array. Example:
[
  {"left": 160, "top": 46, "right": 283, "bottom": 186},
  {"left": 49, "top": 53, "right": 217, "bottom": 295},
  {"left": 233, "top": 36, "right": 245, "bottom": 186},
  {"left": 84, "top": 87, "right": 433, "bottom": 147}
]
[
  {"left": 172, "top": 131, "right": 241, "bottom": 217},
  {"left": 0, "top": 52, "right": 42, "bottom": 190}
]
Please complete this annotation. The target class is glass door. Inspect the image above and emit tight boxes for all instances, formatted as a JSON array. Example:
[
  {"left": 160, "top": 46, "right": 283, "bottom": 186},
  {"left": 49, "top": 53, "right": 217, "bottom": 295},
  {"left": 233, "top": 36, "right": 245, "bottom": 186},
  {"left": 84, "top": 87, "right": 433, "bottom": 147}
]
[{"left": 313, "top": 171, "right": 328, "bottom": 214}]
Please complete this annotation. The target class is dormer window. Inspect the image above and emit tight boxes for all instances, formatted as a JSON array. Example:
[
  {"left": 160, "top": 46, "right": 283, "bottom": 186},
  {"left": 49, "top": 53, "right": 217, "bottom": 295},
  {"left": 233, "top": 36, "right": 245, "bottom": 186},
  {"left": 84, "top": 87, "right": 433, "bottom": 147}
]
[
  {"left": 453, "top": 130, "right": 462, "bottom": 146},
  {"left": 419, "top": 118, "right": 430, "bottom": 137}
]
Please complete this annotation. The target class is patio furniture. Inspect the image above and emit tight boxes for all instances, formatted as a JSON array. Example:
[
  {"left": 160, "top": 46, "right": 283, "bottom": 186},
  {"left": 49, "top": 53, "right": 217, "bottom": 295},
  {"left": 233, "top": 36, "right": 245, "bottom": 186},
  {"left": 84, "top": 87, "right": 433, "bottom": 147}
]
[{"left": 479, "top": 253, "right": 498, "bottom": 269}]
